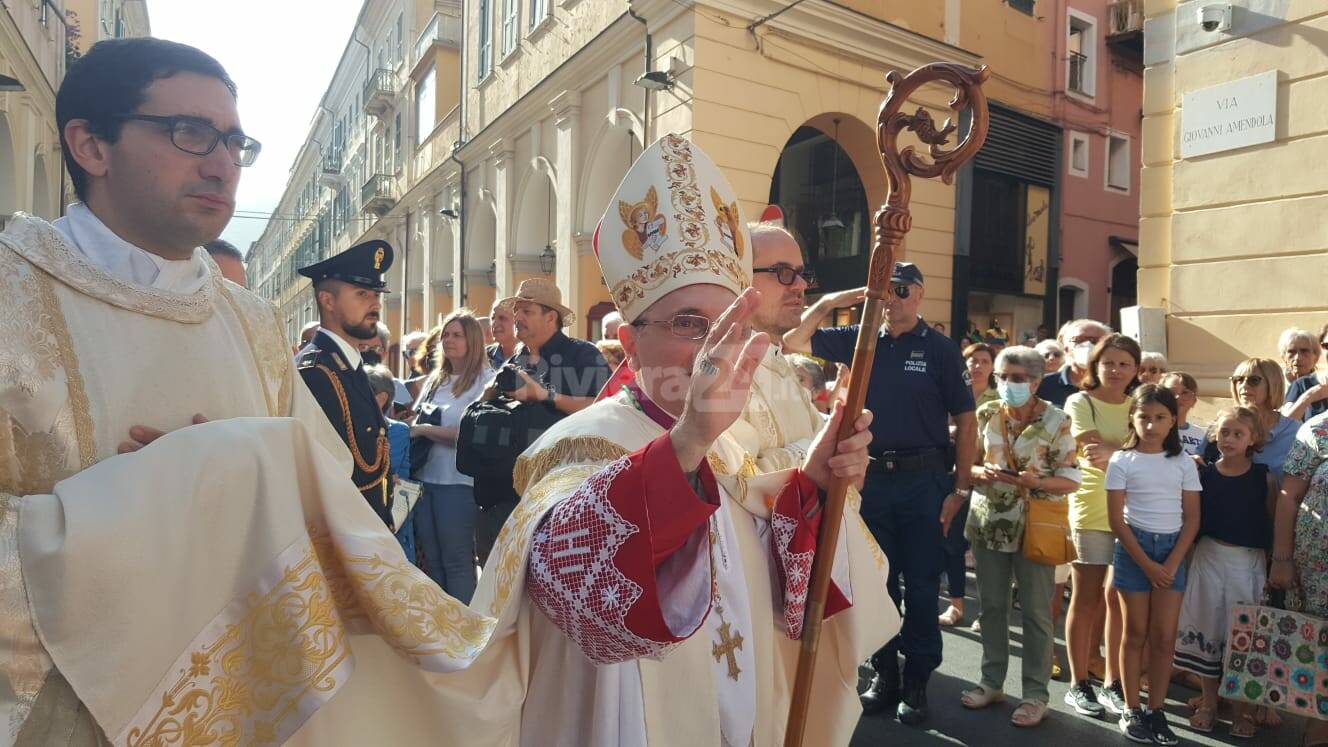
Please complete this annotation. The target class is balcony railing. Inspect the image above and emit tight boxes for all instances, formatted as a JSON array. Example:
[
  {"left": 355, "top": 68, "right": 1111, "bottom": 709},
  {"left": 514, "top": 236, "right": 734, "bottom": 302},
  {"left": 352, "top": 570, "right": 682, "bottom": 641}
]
[
  {"left": 1107, "top": 0, "right": 1145, "bottom": 37},
  {"left": 414, "top": 11, "right": 463, "bottom": 64},
  {"left": 363, "top": 69, "right": 397, "bottom": 116},
  {"left": 1068, "top": 51, "right": 1089, "bottom": 95},
  {"left": 319, "top": 152, "right": 342, "bottom": 187},
  {"left": 1106, "top": 0, "right": 1144, "bottom": 61},
  {"left": 361, "top": 174, "right": 397, "bottom": 215}
]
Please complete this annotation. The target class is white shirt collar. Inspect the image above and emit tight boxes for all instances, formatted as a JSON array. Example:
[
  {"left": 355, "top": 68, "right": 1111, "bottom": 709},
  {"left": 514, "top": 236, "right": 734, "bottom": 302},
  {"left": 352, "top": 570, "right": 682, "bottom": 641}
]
[
  {"left": 320, "top": 327, "right": 364, "bottom": 370},
  {"left": 51, "top": 203, "right": 211, "bottom": 293}
]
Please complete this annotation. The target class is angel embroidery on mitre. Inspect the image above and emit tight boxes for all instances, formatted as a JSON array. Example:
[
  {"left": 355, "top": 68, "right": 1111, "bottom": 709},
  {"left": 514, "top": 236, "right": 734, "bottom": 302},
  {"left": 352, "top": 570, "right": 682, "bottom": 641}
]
[
  {"left": 618, "top": 186, "right": 668, "bottom": 260},
  {"left": 711, "top": 187, "right": 744, "bottom": 258}
]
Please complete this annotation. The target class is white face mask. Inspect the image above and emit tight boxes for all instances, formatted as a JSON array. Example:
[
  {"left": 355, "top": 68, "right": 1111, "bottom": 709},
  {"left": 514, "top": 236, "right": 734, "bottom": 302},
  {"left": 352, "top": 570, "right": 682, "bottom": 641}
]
[
  {"left": 997, "top": 380, "right": 1032, "bottom": 407},
  {"left": 1072, "top": 342, "right": 1094, "bottom": 369}
]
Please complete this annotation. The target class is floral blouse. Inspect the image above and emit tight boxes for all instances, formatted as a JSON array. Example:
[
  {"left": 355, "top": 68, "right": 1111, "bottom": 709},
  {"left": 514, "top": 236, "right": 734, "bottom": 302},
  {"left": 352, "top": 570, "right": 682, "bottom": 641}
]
[
  {"left": 1280, "top": 414, "right": 1328, "bottom": 617},
  {"left": 966, "top": 399, "right": 1082, "bottom": 552}
]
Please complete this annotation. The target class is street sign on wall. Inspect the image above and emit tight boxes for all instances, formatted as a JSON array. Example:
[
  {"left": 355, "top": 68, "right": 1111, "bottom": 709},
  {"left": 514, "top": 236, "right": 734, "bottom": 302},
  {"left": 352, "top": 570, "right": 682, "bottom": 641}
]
[{"left": 1180, "top": 70, "right": 1277, "bottom": 159}]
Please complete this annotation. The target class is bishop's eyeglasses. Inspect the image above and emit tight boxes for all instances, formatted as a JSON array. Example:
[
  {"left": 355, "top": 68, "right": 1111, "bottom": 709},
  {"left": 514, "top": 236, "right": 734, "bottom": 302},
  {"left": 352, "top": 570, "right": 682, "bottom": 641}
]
[{"left": 630, "top": 314, "right": 712, "bottom": 340}]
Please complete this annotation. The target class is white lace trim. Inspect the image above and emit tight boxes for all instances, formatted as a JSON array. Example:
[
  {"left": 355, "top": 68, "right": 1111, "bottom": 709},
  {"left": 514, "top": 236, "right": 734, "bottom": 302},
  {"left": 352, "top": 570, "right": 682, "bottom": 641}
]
[
  {"left": 527, "top": 457, "right": 685, "bottom": 664},
  {"left": 771, "top": 511, "right": 814, "bottom": 638}
]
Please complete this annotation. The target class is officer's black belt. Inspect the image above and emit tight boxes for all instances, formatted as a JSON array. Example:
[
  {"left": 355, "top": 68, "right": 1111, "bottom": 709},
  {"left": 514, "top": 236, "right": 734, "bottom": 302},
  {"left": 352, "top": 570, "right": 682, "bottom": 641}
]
[{"left": 868, "top": 447, "right": 948, "bottom": 474}]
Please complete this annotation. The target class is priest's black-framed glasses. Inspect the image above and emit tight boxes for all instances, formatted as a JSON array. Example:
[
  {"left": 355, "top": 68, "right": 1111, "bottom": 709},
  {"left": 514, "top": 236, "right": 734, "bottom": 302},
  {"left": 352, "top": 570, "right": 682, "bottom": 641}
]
[{"left": 110, "top": 114, "right": 263, "bottom": 167}]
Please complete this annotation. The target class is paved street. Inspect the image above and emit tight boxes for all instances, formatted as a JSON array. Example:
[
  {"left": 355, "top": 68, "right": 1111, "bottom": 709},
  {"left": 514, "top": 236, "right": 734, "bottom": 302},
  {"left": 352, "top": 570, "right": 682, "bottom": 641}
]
[{"left": 849, "top": 572, "right": 1307, "bottom": 746}]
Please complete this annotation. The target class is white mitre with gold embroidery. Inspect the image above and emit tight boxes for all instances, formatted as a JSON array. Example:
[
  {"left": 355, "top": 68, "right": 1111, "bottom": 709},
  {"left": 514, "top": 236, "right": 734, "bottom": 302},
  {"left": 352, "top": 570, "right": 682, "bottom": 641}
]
[{"left": 594, "top": 133, "right": 752, "bottom": 322}]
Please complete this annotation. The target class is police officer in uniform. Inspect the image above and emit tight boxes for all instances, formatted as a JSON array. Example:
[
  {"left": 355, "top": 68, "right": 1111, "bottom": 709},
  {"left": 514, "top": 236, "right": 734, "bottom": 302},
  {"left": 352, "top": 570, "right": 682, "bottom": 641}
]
[
  {"left": 296, "top": 240, "right": 395, "bottom": 528},
  {"left": 786, "top": 262, "right": 977, "bottom": 725}
]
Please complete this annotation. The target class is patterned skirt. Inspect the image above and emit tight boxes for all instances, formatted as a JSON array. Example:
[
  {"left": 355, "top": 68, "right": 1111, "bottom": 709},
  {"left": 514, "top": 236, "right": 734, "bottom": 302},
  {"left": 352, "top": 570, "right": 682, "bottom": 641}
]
[{"left": 1287, "top": 488, "right": 1328, "bottom": 618}]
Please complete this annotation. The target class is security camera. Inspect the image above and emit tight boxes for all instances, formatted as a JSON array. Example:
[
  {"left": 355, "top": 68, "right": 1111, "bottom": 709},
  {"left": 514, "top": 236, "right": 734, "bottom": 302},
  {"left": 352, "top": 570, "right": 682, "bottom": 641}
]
[{"left": 1198, "top": 4, "right": 1232, "bottom": 33}]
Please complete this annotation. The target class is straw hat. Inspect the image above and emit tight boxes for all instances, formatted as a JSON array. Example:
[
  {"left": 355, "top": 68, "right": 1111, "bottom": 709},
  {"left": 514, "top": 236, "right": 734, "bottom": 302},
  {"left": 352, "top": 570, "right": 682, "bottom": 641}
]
[{"left": 500, "top": 277, "right": 576, "bottom": 326}]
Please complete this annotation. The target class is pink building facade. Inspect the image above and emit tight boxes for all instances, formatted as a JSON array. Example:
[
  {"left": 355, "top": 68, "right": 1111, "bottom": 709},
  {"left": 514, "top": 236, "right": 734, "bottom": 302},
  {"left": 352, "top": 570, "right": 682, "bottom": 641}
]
[{"left": 1052, "top": 0, "right": 1143, "bottom": 329}]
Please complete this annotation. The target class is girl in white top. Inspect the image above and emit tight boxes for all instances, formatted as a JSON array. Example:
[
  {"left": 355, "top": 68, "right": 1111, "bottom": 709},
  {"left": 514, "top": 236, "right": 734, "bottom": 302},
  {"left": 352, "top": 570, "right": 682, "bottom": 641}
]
[
  {"left": 1106, "top": 384, "right": 1202, "bottom": 745},
  {"left": 410, "top": 310, "right": 495, "bottom": 602}
]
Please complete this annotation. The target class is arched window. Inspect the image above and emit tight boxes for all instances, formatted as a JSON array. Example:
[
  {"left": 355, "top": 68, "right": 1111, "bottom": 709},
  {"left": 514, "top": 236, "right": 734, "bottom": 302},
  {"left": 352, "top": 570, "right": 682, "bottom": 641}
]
[{"left": 768, "top": 126, "right": 869, "bottom": 293}]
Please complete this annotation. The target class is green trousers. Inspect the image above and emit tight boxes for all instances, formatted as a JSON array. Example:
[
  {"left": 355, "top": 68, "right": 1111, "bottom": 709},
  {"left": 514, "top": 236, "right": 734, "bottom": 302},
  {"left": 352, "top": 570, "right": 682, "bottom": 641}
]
[{"left": 972, "top": 542, "right": 1056, "bottom": 702}]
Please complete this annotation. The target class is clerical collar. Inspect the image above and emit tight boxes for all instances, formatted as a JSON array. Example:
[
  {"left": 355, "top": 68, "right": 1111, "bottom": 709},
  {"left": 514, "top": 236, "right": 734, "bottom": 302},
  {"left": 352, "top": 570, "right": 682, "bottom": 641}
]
[
  {"left": 51, "top": 203, "right": 210, "bottom": 293},
  {"left": 624, "top": 381, "right": 676, "bottom": 430},
  {"left": 319, "top": 327, "right": 364, "bottom": 369}
]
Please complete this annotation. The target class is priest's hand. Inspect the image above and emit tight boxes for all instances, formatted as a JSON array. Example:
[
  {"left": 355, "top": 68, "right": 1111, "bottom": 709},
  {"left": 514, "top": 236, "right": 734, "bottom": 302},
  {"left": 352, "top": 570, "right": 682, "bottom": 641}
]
[
  {"left": 670, "top": 288, "right": 769, "bottom": 472},
  {"left": 801, "top": 402, "right": 873, "bottom": 492},
  {"left": 117, "top": 413, "right": 209, "bottom": 454}
]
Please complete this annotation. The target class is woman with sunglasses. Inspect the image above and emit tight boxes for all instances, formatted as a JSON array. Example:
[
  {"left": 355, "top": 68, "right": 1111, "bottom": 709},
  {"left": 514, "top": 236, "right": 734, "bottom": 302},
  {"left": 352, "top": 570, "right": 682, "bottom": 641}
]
[
  {"left": 1036, "top": 340, "right": 1066, "bottom": 375},
  {"left": 1204, "top": 358, "right": 1299, "bottom": 480}
]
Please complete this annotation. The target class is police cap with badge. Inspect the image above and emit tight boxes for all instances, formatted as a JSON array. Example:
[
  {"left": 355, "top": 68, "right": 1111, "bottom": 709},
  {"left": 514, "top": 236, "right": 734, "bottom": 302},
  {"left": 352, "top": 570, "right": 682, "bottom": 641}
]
[
  {"left": 298, "top": 239, "right": 394, "bottom": 291},
  {"left": 294, "top": 238, "right": 397, "bottom": 528},
  {"left": 889, "top": 261, "right": 924, "bottom": 292}
]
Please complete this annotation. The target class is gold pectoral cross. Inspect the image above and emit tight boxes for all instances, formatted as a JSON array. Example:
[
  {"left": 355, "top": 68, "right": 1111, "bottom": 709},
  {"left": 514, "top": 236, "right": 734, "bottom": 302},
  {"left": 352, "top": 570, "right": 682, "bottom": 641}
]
[{"left": 711, "top": 608, "right": 745, "bottom": 682}]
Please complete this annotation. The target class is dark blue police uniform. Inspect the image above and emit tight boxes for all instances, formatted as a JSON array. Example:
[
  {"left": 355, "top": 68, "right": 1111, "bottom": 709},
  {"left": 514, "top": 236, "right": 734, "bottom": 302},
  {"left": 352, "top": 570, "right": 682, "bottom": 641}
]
[
  {"left": 296, "top": 240, "right": 395, "bottom": 528},
  {"left": 811, "top": 266, "right": 975, "bottom": 716}
]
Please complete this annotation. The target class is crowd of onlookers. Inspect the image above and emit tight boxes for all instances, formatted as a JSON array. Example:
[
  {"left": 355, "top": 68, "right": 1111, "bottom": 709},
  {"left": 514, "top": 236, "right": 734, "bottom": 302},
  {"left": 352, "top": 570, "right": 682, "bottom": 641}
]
[
  {"left": 349, "top": 301, "right": 1327, "bottom": 746},
  {"left": 340, "top": 279, "right": 610, "bottom": 606},
  {"left": 909, "top": 318, "right": 1327, "bottom": 745}
]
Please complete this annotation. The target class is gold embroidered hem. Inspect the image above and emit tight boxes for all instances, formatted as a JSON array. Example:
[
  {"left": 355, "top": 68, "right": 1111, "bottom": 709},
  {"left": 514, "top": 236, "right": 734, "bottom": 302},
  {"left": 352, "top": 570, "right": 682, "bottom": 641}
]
[
  {"left": 120, "top": 536, "right": 354, "bottom": 747},
  {"left": 18, "top": 418, "right": 496, "bottom": 745}
]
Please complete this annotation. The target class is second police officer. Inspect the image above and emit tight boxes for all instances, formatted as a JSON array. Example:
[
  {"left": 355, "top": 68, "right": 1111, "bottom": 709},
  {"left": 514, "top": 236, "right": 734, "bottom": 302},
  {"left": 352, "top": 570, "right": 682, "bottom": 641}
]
[{"left": 296, "top": 239, "right": 396, "bottom": 528}]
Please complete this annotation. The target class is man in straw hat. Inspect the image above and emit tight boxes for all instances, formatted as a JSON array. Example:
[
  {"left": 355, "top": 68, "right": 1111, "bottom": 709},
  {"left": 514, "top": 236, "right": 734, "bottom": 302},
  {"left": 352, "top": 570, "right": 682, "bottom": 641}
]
[
  {"left": 497, "top": 276, "right": 610, "bottom": 415},
  {"left": 468, "top": 277, "right": 611, "bottom": 563}
]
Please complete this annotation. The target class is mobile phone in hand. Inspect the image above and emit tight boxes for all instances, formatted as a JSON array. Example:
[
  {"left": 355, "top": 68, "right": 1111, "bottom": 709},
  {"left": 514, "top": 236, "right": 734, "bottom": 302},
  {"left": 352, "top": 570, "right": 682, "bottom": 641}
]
[{"left": 998, "top": 468, "right": 1020, "bottom": 477}]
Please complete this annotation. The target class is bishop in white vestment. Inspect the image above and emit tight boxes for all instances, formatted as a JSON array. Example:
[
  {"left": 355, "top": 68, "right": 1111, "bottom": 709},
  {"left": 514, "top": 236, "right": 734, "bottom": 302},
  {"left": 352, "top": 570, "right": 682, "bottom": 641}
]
[{"left": 419, "top": 134, "right": 900, "bottom": 746}]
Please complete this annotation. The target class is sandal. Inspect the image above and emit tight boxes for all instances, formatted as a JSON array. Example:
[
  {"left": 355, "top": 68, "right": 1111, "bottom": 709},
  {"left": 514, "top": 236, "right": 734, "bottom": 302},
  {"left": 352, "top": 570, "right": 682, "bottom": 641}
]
[
  {"left": 1188, "top": 705, "right": 1216, "bottom": 734},
  {"left": 1230, "top": 714, "right": 1257, "bottom": 739},
  {"left": 1011, "top": 700, "right": 1048, "bottom": 727},
  {"left": 938, "top": 605, "right": 963, "bottom": 627},
  {"left": 960, "top": 685, "right": 1006, "bottom": 710}
]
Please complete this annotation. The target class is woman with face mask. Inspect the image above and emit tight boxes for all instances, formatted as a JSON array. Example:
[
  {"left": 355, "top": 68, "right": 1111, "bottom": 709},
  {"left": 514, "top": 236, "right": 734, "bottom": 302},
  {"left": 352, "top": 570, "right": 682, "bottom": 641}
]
[{"left": 960, "top": 345, "right": 1082, "bottom": 728}]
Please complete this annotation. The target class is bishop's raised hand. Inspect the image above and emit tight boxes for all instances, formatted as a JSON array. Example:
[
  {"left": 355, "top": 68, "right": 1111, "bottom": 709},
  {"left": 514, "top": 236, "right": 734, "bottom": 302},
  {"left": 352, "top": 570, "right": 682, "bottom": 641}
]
[{"left": 670, "top": 288, "right": 769, "bottom": 472}]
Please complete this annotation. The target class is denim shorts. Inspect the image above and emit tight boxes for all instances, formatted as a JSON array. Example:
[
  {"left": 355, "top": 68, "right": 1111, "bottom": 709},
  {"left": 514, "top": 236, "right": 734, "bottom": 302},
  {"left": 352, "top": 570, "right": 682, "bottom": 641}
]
[{"left": 1111, "top": 524, "right": 1187, "bottom": 593}]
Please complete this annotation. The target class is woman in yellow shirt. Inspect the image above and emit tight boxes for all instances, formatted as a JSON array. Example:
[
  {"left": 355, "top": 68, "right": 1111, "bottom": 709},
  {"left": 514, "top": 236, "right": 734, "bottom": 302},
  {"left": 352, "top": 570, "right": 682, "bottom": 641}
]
[{"left": 1061, "top": 334, "right": 1141, "bottom": 719}]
